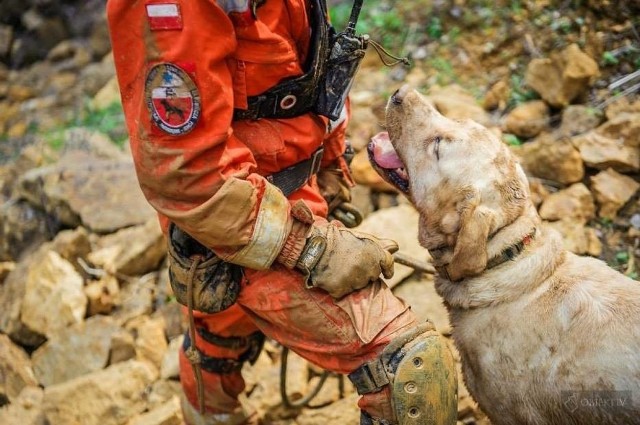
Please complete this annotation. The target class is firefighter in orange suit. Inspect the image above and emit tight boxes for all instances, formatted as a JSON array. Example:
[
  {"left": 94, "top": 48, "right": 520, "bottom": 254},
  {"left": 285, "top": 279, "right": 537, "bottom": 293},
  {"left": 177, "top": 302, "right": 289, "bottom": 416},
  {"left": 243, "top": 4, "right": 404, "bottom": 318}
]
[{"left": 107, "top": 1, "right": 457, "bottom": 424}]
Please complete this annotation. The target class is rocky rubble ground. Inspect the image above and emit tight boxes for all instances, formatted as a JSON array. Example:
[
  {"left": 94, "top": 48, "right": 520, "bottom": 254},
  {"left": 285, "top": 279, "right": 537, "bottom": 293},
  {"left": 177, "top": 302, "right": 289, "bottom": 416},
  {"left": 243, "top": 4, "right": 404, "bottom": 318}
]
[{"left": 1, "top": 1, "right": 640, "bottom": 425}]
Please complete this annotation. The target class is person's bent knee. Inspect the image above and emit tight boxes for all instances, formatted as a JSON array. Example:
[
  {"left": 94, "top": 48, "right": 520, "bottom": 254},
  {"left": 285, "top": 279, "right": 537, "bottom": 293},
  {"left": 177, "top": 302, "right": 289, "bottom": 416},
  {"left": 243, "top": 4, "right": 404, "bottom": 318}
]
[{"left": 349, "top": 321, "right": 458, "bottom": 425}]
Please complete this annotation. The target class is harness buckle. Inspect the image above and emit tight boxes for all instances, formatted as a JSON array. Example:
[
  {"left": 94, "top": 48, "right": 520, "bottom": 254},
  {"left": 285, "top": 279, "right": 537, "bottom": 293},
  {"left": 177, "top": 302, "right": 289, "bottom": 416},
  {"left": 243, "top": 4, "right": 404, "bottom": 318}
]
[{"left": 309, "top": 146, "right": 324, "bottom": 179}]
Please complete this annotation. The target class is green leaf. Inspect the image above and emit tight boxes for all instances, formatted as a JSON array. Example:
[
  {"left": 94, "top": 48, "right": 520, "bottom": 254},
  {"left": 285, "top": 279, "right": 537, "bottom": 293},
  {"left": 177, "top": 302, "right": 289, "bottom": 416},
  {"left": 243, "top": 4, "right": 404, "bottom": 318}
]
[
  {"left": 602, "top": 51, "right": 619, "bottom": 66},
  {"left": 503, "top": 134, "right": 522, "bottom": 146},
  {"left": 427, "top": 17, "right": 443, "bottom": 39},
  {"left": 615, "top": 250, "right": 629, "bottom": 264}
]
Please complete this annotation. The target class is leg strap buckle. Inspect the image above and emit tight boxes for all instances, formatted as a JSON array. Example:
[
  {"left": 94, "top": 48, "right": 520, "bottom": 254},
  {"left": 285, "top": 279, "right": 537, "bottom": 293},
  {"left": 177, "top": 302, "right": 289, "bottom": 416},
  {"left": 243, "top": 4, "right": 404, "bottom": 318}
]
[{"left": 348, "top": 358, "right": 390, "bottom": 395}]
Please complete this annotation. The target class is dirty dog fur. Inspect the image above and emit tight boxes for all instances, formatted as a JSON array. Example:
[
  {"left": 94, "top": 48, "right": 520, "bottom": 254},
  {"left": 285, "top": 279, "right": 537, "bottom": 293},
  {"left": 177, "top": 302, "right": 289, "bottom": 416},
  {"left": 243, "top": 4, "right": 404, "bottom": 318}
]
[{"left": 369, "top": 86, "right": 640, "bottom": 425}]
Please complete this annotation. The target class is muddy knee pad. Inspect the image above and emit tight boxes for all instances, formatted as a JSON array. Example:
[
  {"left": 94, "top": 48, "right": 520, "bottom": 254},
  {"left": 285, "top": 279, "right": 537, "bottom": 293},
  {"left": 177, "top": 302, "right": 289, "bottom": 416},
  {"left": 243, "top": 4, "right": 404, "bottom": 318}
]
[{"left": 349, "top": 322, "right": 458, "bottom": 425}]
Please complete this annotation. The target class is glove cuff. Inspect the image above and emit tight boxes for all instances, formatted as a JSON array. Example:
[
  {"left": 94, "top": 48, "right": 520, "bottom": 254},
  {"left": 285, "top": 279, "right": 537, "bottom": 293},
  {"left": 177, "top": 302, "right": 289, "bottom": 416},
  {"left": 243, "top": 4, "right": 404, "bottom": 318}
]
[{"left": 276, "top": 201, "right": 314, "bottom": 269}]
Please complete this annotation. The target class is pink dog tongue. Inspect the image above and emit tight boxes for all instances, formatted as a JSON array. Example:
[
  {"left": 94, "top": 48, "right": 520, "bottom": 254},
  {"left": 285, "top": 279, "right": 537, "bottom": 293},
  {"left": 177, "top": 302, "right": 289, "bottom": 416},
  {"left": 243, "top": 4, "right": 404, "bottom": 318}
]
[{"left": 371, "top": 132, "right": 404, "bottom": 169}]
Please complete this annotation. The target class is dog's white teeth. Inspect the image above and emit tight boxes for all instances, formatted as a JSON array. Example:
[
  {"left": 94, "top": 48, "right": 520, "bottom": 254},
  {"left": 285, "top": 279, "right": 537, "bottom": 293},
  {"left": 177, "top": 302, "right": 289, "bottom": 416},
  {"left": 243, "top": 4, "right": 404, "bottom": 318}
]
[{"left": 397, "top": 168, "right": 409, "bottom": 180}]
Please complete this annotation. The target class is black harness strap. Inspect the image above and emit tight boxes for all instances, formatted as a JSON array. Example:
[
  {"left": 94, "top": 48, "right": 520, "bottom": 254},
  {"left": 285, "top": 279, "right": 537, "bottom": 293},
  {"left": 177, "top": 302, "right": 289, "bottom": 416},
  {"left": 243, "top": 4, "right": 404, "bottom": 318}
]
[
  {"left": 267, "top": 147, "right": 324, "bottom": 196},
  {"left": 233, "top": 0, "right": 331, "bottom": 121},
  {"left": 183, "top": 331, "right": 265, "bottom": 374}
]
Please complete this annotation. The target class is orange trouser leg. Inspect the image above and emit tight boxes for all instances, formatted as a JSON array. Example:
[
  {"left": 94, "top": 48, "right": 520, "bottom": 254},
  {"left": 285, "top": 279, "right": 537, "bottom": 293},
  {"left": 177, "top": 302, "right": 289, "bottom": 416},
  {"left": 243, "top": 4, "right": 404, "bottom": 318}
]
[
  {"left": 238, "top": 266, "right": 418, "bottom": 421},
  {"left": 179, "top": 303, "right": 260, "bottom": 416},
  {"left": 179, "top": 184, "right": 419, "bottom": 422},
  {"left": 179, "top": 269, "right": 418, "bottom": 421}
]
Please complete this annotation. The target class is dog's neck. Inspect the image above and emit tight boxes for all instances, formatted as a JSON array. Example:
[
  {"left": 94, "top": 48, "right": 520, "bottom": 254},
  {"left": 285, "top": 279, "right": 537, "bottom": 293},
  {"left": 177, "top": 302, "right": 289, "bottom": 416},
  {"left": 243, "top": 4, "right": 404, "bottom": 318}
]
[
  {"left": 428, "top": 203, "right": 541, "bottom": 274},
  {"left": 433, "top": 208, "right": 566, "bottom": 309}
]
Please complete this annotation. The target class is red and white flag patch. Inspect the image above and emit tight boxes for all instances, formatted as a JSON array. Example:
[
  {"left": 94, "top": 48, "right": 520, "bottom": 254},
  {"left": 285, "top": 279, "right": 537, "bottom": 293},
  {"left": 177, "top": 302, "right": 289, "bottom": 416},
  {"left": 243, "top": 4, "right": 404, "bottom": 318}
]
[{"left": 146, "top": 3, "right": 183, "bottom": 31}]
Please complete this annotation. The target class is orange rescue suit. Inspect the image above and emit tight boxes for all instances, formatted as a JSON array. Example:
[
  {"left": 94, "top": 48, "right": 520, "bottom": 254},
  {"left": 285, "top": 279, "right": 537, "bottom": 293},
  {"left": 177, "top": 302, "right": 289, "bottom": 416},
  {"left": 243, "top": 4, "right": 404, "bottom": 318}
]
[
  {"left": 107, "top": 1, "right": 417, "bottom": 420},
  {"left": 107, "top": 0, "right": 347, "bottom": 262}
]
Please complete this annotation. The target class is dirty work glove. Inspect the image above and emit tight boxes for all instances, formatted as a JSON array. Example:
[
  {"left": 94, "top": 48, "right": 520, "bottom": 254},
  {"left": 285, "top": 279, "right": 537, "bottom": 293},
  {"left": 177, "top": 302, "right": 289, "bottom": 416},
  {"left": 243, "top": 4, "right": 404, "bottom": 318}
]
[
  {"left": 317, "top": 158, "right": 363, "bottom": 228},
  {"left": 277, "top": 201, "right": 397, "bottom": 299}
]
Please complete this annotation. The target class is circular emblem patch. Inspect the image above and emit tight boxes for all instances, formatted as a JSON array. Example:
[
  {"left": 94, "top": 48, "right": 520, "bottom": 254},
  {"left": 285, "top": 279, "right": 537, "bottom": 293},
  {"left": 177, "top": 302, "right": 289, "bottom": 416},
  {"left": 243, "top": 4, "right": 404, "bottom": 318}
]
[{"left": 145, "top": 63, "right": 201, "bottom": 135}]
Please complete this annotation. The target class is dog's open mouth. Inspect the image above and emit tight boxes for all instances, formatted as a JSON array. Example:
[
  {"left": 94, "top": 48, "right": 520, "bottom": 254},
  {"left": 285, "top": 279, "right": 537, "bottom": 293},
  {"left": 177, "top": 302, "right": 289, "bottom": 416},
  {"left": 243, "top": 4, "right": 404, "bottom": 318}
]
[{"left": 368, "top": 132, "right": 409, "bottom": 193}]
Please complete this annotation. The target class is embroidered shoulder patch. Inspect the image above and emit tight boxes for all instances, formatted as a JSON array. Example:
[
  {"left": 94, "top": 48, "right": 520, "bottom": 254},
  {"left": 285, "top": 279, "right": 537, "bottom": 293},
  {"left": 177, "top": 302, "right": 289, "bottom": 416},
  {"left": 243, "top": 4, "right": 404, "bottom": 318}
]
[{"left": 145, "top": 63, "right": 201, "bottom": 136}]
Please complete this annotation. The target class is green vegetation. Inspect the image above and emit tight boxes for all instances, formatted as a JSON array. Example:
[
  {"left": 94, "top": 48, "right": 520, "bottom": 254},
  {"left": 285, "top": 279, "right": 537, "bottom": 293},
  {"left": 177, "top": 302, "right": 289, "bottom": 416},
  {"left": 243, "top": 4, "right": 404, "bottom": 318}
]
[
  {"left": 503, "top": 134, "right": 522, "bottom": 146},
  {"left": 510, "top": 0, "right": 522, "bottom": 14},
  {"left": 614, "top": 249, "right": 638, "bottom": 279},
  {"left": 615, "top": 250, "right": 629, "bottom": 264},
  {"left": 550, "top": 16, "right": 573, "bottom": 34},
  {"left": 429, "top": 57, "right": 457, "bottom": 85},
  {"left": 80, "top": 102, "right": 128, "bottom": 146},
  {"left": 602, "top": 51, "right": 619, "bottom": 66},
  {"left": 507, "top": 73, "right": 539, "bottom": 108},
  {"left": 45, "top": 129, "right": 67, "bottom": 151},
  {"left": 40, "top": 101, "right": 128, "bottom": 151},
  {"left": 329, "top": 0, "right": 404, "bottom": 47},
  {"left": 426, "top": 17, "right": 443, "bottom": 40},
  {"left": 597, "top": 217, "right": 614, "bottom": 229},
  {"left": 446, "top": 26, "right": 462, "bottom": 44}
]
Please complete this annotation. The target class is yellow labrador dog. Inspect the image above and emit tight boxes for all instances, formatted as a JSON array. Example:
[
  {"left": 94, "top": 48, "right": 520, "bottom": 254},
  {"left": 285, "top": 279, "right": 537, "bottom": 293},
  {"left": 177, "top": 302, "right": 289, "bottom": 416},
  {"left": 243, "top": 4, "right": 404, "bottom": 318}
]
[{"left": 369, "top": 85, "right": 640, "bottom": 425}]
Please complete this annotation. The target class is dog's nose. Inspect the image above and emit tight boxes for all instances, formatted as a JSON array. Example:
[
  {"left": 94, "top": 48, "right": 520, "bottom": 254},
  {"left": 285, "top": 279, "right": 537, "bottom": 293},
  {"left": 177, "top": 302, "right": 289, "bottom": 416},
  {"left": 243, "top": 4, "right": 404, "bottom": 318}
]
[{"left": 391, "top": 84, "right": 411, "bottom": 105}]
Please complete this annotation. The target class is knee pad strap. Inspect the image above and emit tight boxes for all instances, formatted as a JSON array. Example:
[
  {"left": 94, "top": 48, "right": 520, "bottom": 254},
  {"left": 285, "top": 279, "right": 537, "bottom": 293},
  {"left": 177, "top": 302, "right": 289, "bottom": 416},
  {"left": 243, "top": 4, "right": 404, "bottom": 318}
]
[{"left": 348, "top": 323, "right": 435, "bottom": 395}]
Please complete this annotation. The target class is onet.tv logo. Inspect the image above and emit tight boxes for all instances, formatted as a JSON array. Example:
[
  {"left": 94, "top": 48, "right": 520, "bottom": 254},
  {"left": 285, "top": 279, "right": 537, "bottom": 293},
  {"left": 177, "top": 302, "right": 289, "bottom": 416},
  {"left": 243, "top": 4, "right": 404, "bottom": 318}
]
[{"left": 562, "top": 391, "right": 632, "bottom": 413}]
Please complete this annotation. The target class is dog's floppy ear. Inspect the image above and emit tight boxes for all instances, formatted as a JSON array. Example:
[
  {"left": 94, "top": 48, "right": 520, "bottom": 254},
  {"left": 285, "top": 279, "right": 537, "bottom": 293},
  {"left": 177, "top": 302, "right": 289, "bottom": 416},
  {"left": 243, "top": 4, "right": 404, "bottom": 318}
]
[{"left": 446, "top": 195, "right": 492, "bottom": 281}]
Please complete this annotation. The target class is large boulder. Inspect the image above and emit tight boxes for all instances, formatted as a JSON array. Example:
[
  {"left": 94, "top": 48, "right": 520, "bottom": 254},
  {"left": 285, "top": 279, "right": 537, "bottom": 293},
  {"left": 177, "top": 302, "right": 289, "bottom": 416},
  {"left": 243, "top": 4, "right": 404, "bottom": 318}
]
[
  {"left": 514, "top": 134, "right": 584, "bottom": 184},
  {"left": 525, "top": 44, "right": 600, "bottom": 108},
  {"left": 0, "top": 227, "right": 94, "bottom": 346},
  {"left": 112, "top": 276, "right": 156, "bottom": 325},
  {"left": 0, "top": 386, "right": 45, "bottom": 425},
  {"left": 31, "top": 316, "right": 122, "bottom": 387},
  {"left": 590, "top": 168, "right": 640, "bottom": 218},
  {"left": 129, "top": 316, "right": 168, "bottom": 370},
  {"left": 503, "top": 100, "right": 550, "bottom": 138},
  {"left": 0, "top": 200, "right": 50, "bottom": 262},
  {"left": 557, "top": 105, "right": 603, "bottom": 137},
  {"left": 572, "top": 131, "right": 640, "bottom": 173},
  {"left": 539, "top": 183, "right": 596, "bottom": 224},
  {"left": 0, "top": 334, "right": 38, "bottom": 406},
  {"left": 21, "top": 250, "right": 87, "bottom": 339},
  {"left": 87, "top": 218, "right": 165, "bottom": 276},
  {"left": 546, "top": 221, "right": 602, "bottom": 257},
  {"left": 596, "top": 112, "right": 640, "bottom": 147},
  {"left": 42, "top": 360, "right": 158, "bottom": 425},
  {"left": 17, "top": 152, "right": 155, "bottom": 233}
]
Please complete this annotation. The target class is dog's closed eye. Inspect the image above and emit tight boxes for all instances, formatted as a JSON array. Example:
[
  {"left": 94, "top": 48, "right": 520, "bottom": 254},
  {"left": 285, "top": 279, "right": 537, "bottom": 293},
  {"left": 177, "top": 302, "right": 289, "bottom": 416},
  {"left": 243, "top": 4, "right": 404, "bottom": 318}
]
[{"left": 434, "top": 136, "right": 441, "bottom": 160}]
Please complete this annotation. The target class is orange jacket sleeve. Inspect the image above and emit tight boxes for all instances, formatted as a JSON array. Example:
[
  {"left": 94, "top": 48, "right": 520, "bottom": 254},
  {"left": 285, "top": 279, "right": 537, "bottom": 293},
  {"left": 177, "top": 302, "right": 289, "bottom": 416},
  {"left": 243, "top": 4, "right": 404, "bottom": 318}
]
[{"left": 107, "top": 0, "right": 293, "bottom": 269}]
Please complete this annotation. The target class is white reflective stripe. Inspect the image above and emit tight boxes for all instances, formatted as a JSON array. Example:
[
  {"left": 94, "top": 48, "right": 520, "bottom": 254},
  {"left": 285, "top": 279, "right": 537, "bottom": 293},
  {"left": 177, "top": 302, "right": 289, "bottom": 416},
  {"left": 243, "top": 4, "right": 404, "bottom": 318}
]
[
  {"left": 224, "top": 184, "right": 291, "bottom": 270},
  {"left": 329, "top": 104, "right": 348, "bottom": 131},
  {"left": 146, "top": 4, "right": 180, "bottom": 17}
]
